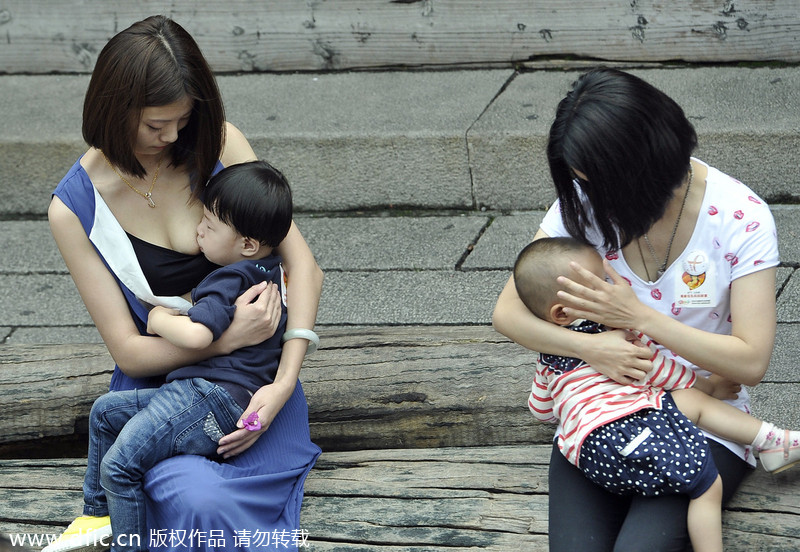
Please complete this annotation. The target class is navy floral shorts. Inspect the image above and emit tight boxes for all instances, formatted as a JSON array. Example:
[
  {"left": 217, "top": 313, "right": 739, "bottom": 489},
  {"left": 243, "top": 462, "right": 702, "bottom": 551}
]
[{"left": 578, "top": 393, "right": 719, "bottom": 499}]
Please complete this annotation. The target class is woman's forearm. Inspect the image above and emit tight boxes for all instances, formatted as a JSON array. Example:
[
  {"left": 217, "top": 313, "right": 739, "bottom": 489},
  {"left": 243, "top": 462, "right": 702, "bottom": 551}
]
[
  {"left": 637, "top": 312, "right": 771, "bottom": 386},
  {"left": 493, "top": 275, "right": 585, "bottom": 357},
  {"left": 634, "top": 269, "right": 776, "bottom": 386},
  {"left": 276, "top": 261, "right": 323, "bottom": 391},
  {"left": 284, "top": 259, "right": 323, "bottom": 342},
  {"left": 556, "top": 256, "right": 776, "bottom": 387},
  {"left": 269, "top": 220, "right": 324, "bottom": 399},
  {"left": 636, "top": 307, "right": 774, "bottom": 386}
]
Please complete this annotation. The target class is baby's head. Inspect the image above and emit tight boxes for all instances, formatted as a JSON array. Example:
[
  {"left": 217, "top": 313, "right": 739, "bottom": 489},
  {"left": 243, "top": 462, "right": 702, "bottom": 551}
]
[
  {"left": 513, "top": 237, "right": 605, "bottom": 325},
  {"left": 197, "top": 160, "right": 292, "bottom": 266}
]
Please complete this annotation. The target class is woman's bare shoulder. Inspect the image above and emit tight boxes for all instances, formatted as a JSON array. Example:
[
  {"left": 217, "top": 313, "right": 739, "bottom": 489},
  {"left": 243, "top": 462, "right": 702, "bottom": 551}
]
[
  {"left": 48, "top": 195, "right": 80, "bottom": 229},
  {"left": 220, "top": 122, "right": 257, "bottom": 167}
]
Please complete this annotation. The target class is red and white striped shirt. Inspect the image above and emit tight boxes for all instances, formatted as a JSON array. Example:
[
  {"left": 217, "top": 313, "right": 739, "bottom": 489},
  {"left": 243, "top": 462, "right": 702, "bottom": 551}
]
[{"left": 529, "top": 321, "right": 696, "bottom": 466}]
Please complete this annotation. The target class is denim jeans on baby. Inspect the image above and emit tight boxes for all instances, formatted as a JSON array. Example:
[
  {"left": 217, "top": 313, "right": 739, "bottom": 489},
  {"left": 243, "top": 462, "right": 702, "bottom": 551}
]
[{"left": 83, "top": 378, "right": 244, "bottom": 552}]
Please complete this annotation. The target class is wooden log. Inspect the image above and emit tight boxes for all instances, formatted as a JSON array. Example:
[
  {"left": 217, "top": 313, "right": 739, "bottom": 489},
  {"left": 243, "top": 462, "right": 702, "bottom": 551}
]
[
  {"left": 0, "top": 327, "right": 555, "bottom": 452},
  {"left": 3, "top": 326, "right": 800, "bottom": 453},
  {"left": 0, "top": 345, "right": 114, "bottom": 443},
  {"left": 303, "top": 325, "right": 554, "bottom": 450},
  {"left": 1, "top": 446, "right": 798, "bottom": 551},
  {"left": 2, "top": 1, "right": 798, "bottom": 74}
]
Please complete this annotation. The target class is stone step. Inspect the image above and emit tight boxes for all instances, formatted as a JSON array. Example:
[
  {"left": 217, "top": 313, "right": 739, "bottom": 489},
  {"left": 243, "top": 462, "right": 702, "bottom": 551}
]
[
  {"left": 1, "top": 67, "right": 798, "bottom": 217},
  {"left": 1, "top": 207, "right": 799, "bottom": 335}
]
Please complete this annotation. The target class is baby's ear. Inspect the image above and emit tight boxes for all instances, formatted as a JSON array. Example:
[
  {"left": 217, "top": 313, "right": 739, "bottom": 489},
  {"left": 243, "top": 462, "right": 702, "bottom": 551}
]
[
  {"left": 240, "top": 236, "right": 262, "bottom": 257},
  {"left": 549, "top": 303, "right": 572, "bottom": 326}
]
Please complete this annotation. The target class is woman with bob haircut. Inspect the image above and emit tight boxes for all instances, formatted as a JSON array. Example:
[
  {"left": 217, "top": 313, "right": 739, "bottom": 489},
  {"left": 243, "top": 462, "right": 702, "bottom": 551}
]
[
  {"left": 48, "top": 15, "right": 322, "bottom": 552},
  {"left": 493, "top": 67, "right": 778, "bottom": 550}
]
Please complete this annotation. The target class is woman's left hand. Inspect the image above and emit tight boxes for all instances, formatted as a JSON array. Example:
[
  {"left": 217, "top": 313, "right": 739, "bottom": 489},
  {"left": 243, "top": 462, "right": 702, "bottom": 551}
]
[
  {"left": 557, "top": 259, "right": 647, "bottom": 330},
  {"left": 216, "top": 382, "right": 292, "bottom": 458}
]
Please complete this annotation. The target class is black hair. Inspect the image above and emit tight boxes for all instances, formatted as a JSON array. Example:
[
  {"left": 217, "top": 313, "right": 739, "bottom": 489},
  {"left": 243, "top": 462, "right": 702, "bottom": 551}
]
[
  {"left": 202, "top": 161, "right": 293, "bottom": 248},
  {"left": 513, "top": 237, "right": 596, "bottom": 320},
  {"left": 546, "top": 67, "right": 697, "bottom": 251},
  {"left": 84, "top": 15, "right": 225, "bottom": 191}
]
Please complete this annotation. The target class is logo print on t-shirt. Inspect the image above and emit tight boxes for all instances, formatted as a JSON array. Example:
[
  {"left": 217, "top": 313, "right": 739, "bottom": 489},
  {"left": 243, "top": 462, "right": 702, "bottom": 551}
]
[
  {"left": 677, "top": 250, "right": 716, "bottom": 308},
  {"left": 682, "top": 252, "right": 708, "bottom": 291}
]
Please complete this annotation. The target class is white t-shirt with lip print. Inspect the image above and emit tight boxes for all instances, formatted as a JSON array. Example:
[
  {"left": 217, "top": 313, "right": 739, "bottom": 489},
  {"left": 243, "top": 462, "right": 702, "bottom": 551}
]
[{"left": 539, "top": 159, "right": 780, "bottom": 465}]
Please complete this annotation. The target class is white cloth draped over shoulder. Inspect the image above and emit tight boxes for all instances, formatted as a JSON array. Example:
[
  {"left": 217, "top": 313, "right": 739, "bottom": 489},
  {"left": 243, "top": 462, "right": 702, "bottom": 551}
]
[{"left": 88, "top": 184, "right": 193, "bottom": 314}]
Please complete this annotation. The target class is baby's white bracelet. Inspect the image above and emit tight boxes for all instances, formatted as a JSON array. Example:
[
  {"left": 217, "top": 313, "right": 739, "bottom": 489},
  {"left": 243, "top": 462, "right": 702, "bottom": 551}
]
[{"left": 282, "top": 328, "right": 319, "bottom": 355}]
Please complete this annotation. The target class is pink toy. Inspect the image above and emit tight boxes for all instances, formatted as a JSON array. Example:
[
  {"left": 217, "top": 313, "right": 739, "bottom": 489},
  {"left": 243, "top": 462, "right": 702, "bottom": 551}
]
[{"left": 242, "top": 411, "right": 261, "bottom": 432}]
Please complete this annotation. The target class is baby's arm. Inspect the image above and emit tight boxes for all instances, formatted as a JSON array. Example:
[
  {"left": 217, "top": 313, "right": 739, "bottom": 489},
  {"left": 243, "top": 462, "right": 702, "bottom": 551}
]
[
  {"left": 529, "top": 366, "right": 558, "bottom": 424},
  {"left": 147, "top": 306, "right": 214, "bottom": 350}
]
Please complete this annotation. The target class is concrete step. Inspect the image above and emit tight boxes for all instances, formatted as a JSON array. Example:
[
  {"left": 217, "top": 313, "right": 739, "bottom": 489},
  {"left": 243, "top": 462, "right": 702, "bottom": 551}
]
[
  {"left": 1, "top": 67, "right": 798, "bottom": 217},
  {"left": 1, "top": 206, "right": 798, "bottom": 334}
]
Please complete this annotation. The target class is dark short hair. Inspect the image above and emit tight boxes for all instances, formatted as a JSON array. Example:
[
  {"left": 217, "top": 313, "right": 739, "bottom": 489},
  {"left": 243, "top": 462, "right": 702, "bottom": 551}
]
[
  {"left": 83, "top": 15, "right": 224, "bottom": 191},
  {"left": 202, "top": 161, "right": 293, "bottom": 248},
  {"left": 547, "top": 67, "right": 697, "bottom": 251},
  {"left": 513, "top": 237, "right": 595, "bottom": 320}
]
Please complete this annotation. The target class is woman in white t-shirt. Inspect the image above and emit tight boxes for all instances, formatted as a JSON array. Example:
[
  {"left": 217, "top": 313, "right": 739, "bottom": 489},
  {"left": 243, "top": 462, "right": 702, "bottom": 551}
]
[{"left": 493, "top": 67, "right": 779, "bottom": 551}]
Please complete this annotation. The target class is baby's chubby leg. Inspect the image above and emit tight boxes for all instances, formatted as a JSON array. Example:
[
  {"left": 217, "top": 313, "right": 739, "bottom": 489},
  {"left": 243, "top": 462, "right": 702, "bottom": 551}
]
[
  {"left": 671, "top": 388, "right": 800, "bottom": 473},
  {"left": 85, "top": 388, "right": 159, "bottom": 515},
  {"left": 670, "top": 388, "right": 761, "bottom": 445},
  {"left": 687, "top": 475, "right": 723, "bottom": 552}
]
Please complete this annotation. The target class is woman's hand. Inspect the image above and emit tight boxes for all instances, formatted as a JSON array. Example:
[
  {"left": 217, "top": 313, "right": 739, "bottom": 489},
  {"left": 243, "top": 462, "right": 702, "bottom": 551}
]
[
  {"left": 217, "top": 381, "right": 294, "bottom": 458},
  {"left": 216, "top": 281, "right": 282, "bottom": 354},
  {"left": 705, "top": 374, "right": 743, "bottom": 401},
  {"left": 557, "top": 259, "right": 648, "bottom": 330},
  {"left": 579, "top": 328, "right": 654, "bottom": 385}
]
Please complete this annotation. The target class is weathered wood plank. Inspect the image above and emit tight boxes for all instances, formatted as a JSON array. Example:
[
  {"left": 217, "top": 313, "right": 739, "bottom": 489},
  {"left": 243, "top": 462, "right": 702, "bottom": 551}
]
[
  {"left": 303, "top": 326, "right": 551, "bottom": 451},
  {"left": 725, "top": 467, "right": 800, "bottom": 516},
  {"left": 0, "top": 327, "right": 555, "bottom": 451},
  {"left": 0, "top": 488, "right": 84, "bottom": 526},
  {"left": 303, "top": 495, "right": 548, "bottom": 546},
  {"left": 4, "top": 326, "right": 800, "bottom": 453},
  {"left": 1, "top": 447, "right": 798, "bottom": 551},
  {"left": 304, "top": 539, "right": 549, "bottom": 552},
  {"left": 2, "top": 1, "right": 798, "bottom": 74},
  {"left": 0, "top": 344, "right": 114, "bottom": 443}
]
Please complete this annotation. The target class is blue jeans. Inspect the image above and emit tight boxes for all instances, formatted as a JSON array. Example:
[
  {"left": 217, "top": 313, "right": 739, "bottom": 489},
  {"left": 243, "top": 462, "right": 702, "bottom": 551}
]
[{"left": 83, "top": 378, "right": 244, "bottom": 552}]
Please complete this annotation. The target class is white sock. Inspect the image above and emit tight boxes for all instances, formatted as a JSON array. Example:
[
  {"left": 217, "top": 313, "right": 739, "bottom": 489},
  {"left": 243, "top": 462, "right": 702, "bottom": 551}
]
[{"left": 752, "top": 422, "right": 778, "bottom": 450}]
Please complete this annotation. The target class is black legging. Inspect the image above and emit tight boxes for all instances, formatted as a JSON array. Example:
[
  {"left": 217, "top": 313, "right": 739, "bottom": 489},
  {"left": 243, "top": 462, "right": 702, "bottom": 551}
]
[{"left": 547, "top": 439, "right": 751, "bottom": 552}]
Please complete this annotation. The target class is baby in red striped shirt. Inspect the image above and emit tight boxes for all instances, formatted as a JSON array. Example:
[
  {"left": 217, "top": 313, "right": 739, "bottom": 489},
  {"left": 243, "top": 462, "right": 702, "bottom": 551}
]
[{"left": 513, "top": 237, "right": 799, "bottom": 552}]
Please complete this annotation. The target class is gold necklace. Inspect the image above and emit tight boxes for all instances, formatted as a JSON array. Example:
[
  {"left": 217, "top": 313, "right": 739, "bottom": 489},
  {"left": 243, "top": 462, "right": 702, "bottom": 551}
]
[
  {"left": 102, "top": 152, "right": 163, "bottom": 208},
  {"left": 640, "top": 163, "right": 693, "bottom": 280}
]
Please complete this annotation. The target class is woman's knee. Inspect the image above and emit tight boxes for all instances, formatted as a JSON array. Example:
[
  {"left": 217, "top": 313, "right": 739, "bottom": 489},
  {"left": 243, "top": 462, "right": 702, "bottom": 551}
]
[
  {"left": 549, "top": 443, "right": 629, "bottom": 551},
  {"left": 613, "top": 493, "right": 690, "bottom": 552},
  {"left": 708, "top": 441, "right": 751, "bottom": 503}
]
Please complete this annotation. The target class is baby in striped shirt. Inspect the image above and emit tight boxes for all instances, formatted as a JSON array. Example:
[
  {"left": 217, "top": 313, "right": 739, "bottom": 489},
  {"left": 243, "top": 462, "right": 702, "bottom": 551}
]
[{"left": 513, "top": 237, "right": 799, "bottom": 552}]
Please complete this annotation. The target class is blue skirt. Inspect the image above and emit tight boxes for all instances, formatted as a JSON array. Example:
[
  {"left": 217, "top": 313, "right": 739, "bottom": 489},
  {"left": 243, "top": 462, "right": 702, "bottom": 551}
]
[
  {"left": 140, "top": 382, "right": 321, "bottom": 551},
  {"left": 578, "top": 393, "right": 718, "bottom": 499}
]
